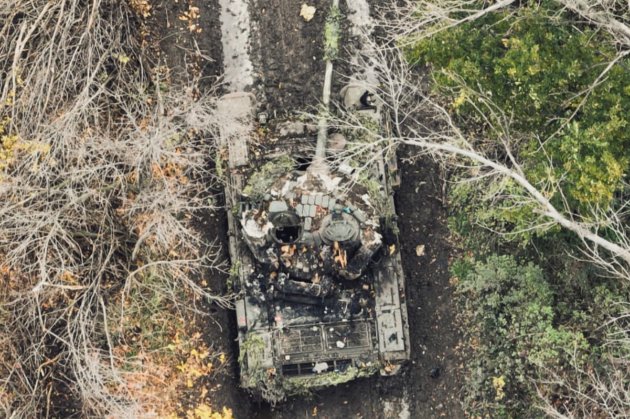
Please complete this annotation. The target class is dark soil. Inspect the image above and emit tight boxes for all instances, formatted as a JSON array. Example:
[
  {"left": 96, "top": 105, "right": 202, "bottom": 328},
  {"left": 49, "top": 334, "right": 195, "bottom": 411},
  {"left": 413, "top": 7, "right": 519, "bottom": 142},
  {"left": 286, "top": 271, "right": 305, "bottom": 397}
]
[
  {"left": 250, "top": 0, "right": 328, "bottom": 114},
  {"left": 193, "top": 204, "right": 255, "bottom": 418},
  {"left": 393, "top": 152, "right": 466, "bottom": 419},
  {"left": 149, "top": 0, "right": 223, "bottom": 84}
]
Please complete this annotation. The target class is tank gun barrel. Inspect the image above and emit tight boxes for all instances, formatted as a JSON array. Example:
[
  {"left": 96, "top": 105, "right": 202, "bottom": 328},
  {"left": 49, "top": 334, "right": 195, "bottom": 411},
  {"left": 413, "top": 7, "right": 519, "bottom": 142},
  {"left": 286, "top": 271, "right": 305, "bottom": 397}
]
[
  {"left": 313, "top": 0, "right": 339, "bottom": 166},
  {"left": 315, "top": 59, "right": 333, "bottom": 162}
]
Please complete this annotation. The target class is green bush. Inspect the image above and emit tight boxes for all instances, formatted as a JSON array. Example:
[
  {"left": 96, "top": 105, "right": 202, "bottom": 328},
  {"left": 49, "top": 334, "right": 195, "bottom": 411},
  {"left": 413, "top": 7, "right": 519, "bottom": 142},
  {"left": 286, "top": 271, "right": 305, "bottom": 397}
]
[
  {"left": 408, "top": 6, "right": 630, "bottom": 212},
  {"left": 454, "top": 255, "right": 590, "bottom": 417}
]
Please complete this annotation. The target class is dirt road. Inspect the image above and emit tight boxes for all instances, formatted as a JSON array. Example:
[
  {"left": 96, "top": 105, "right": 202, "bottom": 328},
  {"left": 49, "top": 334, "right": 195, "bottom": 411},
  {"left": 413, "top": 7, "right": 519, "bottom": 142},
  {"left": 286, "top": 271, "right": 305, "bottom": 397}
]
[{"left": 154, "top": 0, "right": 467, "bottom": 417}]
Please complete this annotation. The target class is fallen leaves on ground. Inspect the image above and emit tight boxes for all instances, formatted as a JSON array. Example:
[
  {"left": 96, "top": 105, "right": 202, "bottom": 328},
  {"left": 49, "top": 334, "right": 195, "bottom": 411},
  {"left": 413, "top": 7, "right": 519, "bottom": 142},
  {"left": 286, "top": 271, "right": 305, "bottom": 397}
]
[
  {"left": 129, "top": 0, "right": 152, "bottom": 18},
  {"left": 416, "top": 244, "right": 426, "bottom": 257},
  {"left": 300, "top": 4, "right": 316, "bottom": 22},
  {"left": 179, "top": 5, "right": 202, "bottom": 33}
]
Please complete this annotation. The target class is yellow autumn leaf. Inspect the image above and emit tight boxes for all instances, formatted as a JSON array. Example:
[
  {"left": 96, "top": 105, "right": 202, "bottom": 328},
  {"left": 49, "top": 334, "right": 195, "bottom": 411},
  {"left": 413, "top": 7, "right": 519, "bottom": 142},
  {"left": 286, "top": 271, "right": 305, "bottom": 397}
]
[
  {"left": 117, "top": 54, "right": 130, "bottom": 64},
  {"left": 492, "top": 375, "right": 506, "bottom": 401},
  {"left": 452, "top": 90, "right": 468, "bottom": 109},
  {"left": 194, "top": 404, "right": 213, "bottom": 418}
]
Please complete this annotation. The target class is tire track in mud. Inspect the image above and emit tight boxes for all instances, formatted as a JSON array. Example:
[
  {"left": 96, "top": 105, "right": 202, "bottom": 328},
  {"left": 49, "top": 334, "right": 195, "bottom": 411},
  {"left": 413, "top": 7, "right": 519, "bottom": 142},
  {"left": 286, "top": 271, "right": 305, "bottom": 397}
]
[
  {"left": 249, "top": 0, "right": 327, "bottom": 113},
  {"left": 219, "top": 0, "right": 254, "bottom": 91},
  {"left": 345, "top": 0, "right": 379, "bottom": 87}
]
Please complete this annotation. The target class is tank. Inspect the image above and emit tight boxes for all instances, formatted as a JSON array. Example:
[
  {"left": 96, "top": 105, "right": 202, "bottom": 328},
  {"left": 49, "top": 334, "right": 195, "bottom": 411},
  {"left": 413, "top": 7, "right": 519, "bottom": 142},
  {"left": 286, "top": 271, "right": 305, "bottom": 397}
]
[{"left": 218, "top": 83, "right": 409, "bottom": 403}]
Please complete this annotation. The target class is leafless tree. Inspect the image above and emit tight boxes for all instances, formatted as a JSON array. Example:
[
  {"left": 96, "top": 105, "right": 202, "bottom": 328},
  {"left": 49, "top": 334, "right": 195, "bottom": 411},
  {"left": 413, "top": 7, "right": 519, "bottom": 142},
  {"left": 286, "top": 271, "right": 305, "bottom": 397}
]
[{"left": 556, "top": 0, "right": 630, "bottom": 48}]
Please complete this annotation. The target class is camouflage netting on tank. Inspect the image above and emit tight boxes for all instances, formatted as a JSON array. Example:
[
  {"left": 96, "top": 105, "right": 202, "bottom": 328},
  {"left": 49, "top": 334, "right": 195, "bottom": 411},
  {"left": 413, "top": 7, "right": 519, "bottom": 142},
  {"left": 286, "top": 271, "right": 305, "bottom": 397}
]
[
  {"left": 283, "top": 362, "right": 381, "bottom": 393},
  {"left": 242, "top": 155, "right": 295, "bottom": 200},
  {"left": 246, "top": 362, "right": 382, "bottom": 404}
]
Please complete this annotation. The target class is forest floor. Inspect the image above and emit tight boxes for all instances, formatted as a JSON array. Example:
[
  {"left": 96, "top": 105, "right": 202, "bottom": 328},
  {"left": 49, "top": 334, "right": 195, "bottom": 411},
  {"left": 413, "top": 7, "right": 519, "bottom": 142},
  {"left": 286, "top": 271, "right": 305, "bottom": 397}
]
[{"left": 147, "top": 0, "right": 467, "bottom": 417}]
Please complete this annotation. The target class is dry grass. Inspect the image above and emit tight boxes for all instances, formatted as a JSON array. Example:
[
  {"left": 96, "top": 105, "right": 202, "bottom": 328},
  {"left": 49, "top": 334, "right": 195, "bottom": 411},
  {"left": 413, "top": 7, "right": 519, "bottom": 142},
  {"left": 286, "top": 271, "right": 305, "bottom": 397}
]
[{"left": 0, "top": 0, "right": 231, "bottom": 416}]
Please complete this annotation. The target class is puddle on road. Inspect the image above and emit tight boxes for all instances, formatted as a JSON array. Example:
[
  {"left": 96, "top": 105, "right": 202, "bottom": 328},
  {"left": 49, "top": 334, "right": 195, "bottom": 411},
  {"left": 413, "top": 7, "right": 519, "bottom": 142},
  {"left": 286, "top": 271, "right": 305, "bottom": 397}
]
[{"left": 219, "top": 0, "right": 254, "bottom": 91}]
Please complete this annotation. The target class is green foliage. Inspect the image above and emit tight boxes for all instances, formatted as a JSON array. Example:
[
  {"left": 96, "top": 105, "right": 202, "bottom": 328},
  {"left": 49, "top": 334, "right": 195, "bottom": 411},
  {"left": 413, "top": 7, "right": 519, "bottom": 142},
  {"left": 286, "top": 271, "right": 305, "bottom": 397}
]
[
  {"left": 242, "top": 155, "right": 294, "bottom": 200},
  {"left": 227, "top": 260, "right": 240, "bottom": 291},
  {"left": 448, "top": 177, "right": 559, "bottom": 252},
  {"left": 408, "top": 6, "right": 630, "bottom": 211},
  {"left": 105, "top": 271, "right": 188, "bottom": 370},
  {"left": 357, "top": 171, "right": 386, "bottom": 213},
  {"left": 554, "top": 121, "right": 626, "bottom": 206},
  {"left": 238, "top": 333, "right": 265, "bottom": 366},
  {"left": 214, "top": 149, "right": 225, "bottom": 180},
  {"left": 451, "top": 244, "right": 630, "bottom": 416},
  {"left": 283, "top": 362, "right": 380, "bottom": 395},
  {"left": 454, "top": 255, "right": 590, "bottom": 417}
]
